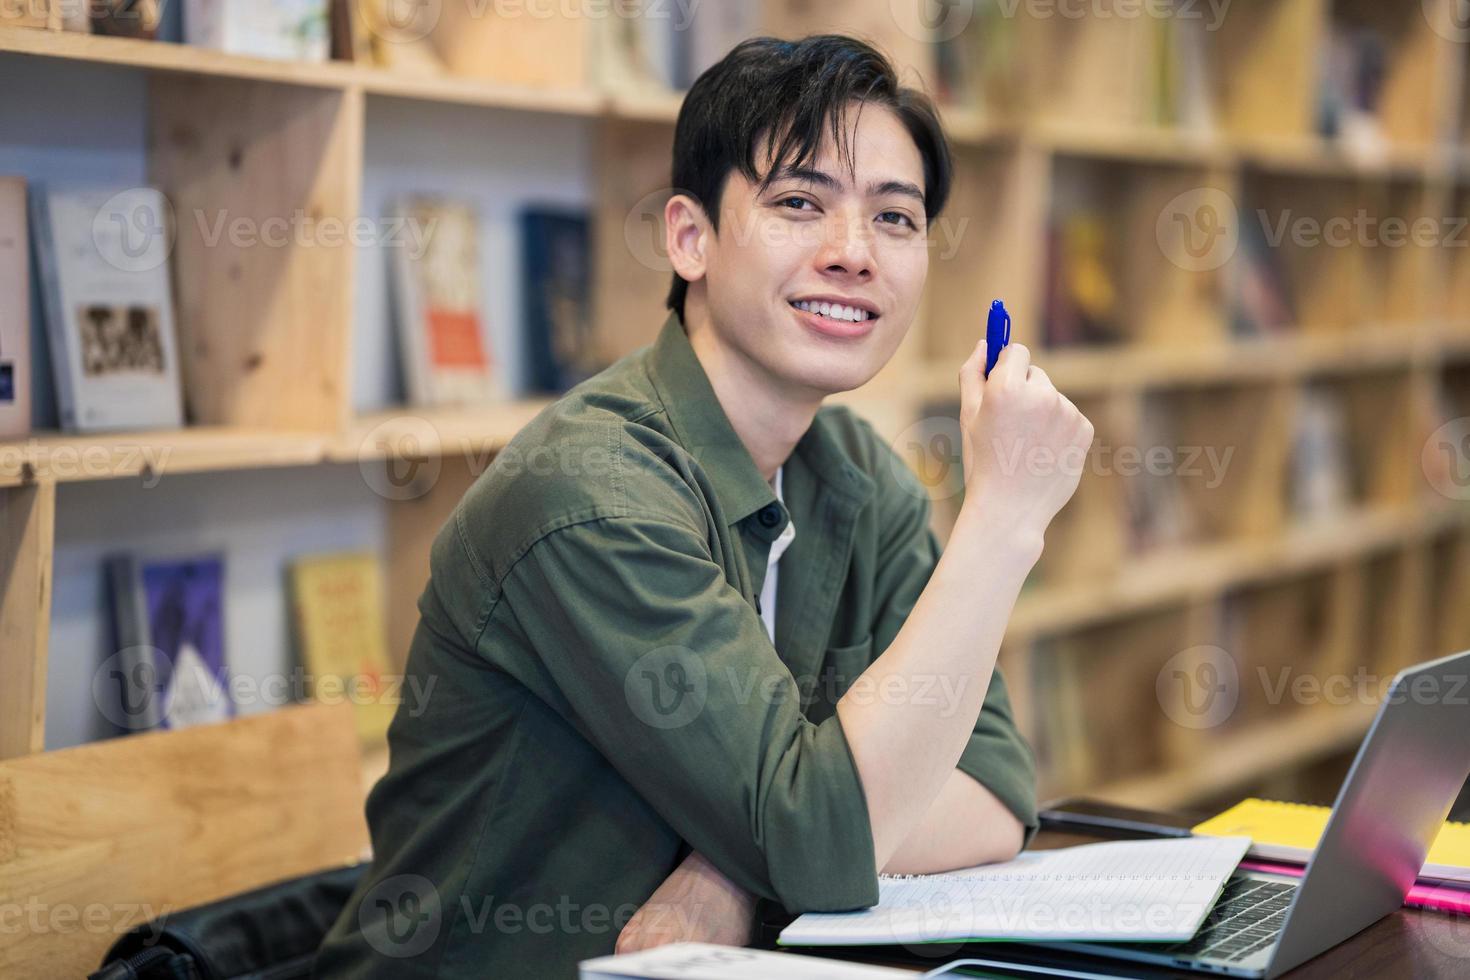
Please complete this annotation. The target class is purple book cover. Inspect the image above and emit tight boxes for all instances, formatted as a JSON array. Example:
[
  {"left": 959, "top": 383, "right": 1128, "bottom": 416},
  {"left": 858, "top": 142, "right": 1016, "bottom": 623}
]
[{"left": 140, "top": 555, "right": 232, "bottom": 729}]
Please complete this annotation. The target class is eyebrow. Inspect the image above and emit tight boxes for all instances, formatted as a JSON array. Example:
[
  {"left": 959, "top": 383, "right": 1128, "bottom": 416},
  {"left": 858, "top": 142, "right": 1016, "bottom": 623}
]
[{"left": 769, "top": 165, "right": 925, "bottom": 205}]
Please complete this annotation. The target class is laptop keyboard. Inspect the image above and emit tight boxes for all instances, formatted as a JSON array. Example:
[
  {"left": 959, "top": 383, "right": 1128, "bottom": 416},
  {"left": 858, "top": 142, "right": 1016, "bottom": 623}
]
[{"left": 1118, "top": 876, "right": 1298, "bottom": 964}]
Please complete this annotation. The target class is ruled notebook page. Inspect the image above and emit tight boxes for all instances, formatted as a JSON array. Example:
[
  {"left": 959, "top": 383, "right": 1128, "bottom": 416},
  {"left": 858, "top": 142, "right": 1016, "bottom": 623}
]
[{"left": 779, "top": 836, "right": 1252, "bottom": 946}]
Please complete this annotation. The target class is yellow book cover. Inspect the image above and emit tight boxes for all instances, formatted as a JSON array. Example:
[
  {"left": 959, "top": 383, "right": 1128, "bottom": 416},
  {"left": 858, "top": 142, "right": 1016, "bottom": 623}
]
[
  {"left": 1194, "top": 798, "right": 1470, "bottom": 883},
  {"left": 289, "top": 552, "right": 396, "bottom": 745}
]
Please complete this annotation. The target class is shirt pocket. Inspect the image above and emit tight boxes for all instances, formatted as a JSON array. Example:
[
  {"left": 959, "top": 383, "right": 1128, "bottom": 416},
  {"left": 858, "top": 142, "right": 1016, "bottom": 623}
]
[{"left": 804, "top": 633, "right": 875, "bottom": 724}]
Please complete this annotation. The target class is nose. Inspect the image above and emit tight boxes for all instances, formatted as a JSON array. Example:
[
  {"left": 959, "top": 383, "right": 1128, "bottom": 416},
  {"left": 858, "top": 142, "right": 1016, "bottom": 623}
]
[{"left": 814, "top": 208, "right": 874, "bottom": 280}]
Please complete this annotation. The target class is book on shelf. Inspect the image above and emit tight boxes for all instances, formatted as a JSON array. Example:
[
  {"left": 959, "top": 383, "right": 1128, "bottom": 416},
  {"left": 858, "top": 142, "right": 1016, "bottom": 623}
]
[
  {"left": 90, "top": 0, "right": 163, "bottom": 38},
  {"left": 1043, "top": 211, "right": 1124, "bottom": 348},
  {"left": 1230, "top": 198, "right": 1294, "bottom": 339},
  {"left": 29, "top": 184, "right": 185, "bottom": 432},
  {"left": 105, "top": 553, "right": 233, "bottom": 734},
  {"left": 388, "top": 195, "right": 503, "bottom": 408},
  {"left": 288, "top": 551, "right": 397, "bottom": 745},
  {"left": 1288, "top": 386, "right": 1352, "bottom": 522},
  {"left": 0, "top": 176, "right": 29, "bottom": 438},
  {"left": 184, "top": 0, "right": 331, "bottom": 63},
  {"left": 1123, "top": 399, "right": 1194, "bottom": 553},
  {"left": 355, "top": 0, "right": 444, "bottom": 74},
  {"left": 1153, "top": 11, "right": 1215, "bottom": 133},
  {"left": 1318, "top": 21, "right": 1388, "bottom": 158},
  {"left": 520, "top": 206, "right": 601, "bottom": 394}
]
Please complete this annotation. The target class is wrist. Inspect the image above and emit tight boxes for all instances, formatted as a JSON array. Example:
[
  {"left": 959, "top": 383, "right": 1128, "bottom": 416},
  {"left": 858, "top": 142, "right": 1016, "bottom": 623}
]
[{"left": 953, "top": 497, "right": 1045, "bottom": 568}]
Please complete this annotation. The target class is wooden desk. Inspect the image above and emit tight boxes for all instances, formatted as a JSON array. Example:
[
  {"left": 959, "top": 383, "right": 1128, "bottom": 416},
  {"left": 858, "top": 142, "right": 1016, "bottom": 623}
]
[{"left": 769, "top": 808, "right": 1470, "bottom": 979}]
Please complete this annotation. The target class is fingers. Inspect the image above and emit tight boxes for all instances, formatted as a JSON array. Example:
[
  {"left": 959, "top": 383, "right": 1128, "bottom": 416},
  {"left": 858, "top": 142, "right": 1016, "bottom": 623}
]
[{"left": 989, "top": 341, "right": 1031, "bottom": 387}]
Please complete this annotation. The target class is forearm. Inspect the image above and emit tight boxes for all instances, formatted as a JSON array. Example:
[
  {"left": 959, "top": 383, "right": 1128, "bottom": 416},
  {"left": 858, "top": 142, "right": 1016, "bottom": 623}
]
[
  {"left": 880, "top": 770, "right": 1025, "bottom": 875},
  {"left": 836, "top": 502, "right": 1040, "bottom": 871}
]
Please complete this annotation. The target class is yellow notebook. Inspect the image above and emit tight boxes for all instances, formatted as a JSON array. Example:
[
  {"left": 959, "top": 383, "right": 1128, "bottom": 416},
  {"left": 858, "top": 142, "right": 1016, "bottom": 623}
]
[{"left": 1193, "top": 798, "right": 1470, "bottom": 883}]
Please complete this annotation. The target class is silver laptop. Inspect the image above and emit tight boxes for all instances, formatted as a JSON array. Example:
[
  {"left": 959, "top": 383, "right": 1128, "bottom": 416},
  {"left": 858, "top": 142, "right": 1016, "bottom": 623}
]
[{"left": 1043, "top": 647, "right": 1470, "bottom": 978}]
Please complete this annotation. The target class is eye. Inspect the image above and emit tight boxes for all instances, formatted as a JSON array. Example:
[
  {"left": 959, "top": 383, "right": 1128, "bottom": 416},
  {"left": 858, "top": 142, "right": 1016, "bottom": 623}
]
[
  {"left": 777, "top": 195, "right": 815, "bottom": 212},
  {"left": 878, "top": 210, "right": 917, "bottom": 229}
]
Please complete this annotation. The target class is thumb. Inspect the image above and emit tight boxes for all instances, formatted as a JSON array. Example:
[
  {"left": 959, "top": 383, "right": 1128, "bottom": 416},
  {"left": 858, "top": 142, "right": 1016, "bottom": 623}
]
[{"left": 959, "top": 339, "right": 985, "bottom": 423}]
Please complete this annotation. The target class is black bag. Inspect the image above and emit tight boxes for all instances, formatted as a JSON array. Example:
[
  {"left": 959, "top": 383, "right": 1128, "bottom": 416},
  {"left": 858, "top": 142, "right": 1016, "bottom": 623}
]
[{"left": 90, "top": 863, "right": 366, "bottom": 980}]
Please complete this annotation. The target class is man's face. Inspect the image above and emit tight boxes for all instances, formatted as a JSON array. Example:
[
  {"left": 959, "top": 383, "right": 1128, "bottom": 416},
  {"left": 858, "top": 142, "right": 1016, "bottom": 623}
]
[{"left": 699, "top": 102, "right": 930, "bottom": 396}]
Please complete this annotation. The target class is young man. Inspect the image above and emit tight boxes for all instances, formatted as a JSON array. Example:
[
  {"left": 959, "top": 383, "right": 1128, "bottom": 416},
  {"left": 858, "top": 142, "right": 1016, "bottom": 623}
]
[{"left": 315, "top": 34, "right": 1092, "bottom": 979}]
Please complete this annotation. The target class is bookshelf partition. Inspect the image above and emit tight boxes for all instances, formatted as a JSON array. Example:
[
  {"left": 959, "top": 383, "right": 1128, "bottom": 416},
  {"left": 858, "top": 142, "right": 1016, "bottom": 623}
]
[{"left": 2, "top": 1, "right": 1468, "bottom": 811}]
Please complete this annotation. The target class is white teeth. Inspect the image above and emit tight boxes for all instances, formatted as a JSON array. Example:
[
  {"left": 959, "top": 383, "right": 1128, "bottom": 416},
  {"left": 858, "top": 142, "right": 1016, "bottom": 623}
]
[{"left": 791, "top": 300, "right": 872, "bottom": 323}]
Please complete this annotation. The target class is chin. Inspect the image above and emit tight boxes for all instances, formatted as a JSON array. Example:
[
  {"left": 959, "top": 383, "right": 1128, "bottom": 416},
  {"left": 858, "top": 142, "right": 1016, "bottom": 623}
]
[{"left": 785, "top": 358, "right": 881, "bottom": 397}]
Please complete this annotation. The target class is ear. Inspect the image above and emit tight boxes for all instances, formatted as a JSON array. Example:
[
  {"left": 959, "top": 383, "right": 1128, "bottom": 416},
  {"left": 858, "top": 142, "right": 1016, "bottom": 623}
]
[{"left": 665, "top": 193, "right": 710, "bottom": 286}]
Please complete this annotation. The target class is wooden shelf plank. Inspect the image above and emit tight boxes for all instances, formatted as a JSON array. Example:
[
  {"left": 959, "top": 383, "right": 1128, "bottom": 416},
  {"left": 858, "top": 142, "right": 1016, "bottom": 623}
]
[
  {"left": 1008, "top": 504, "right": 1470, "bottom": 641},
  {"left": 0, "top": 401, "right": 557, "bottom": 489},
  {"left": 0, "top": 26, "right": 603, "bottom": 117},
  {"left": 0, "top": 482, "right": 54, "bottom": 759},
  {"left": 917, "top": 323, "right": 1455, "bottom": 400},
  {"left": 0, "top": 24, "right": 358, "bottom": 88},
  {"left": 1087, "top": 701, "right": 1379, "bottom": 811}
]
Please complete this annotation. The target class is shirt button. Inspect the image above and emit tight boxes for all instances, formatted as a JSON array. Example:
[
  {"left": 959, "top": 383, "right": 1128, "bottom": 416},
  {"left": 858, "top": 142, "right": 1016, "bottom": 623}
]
[{"left": 757, "top": 504, "right": 782, "bottom": 528}]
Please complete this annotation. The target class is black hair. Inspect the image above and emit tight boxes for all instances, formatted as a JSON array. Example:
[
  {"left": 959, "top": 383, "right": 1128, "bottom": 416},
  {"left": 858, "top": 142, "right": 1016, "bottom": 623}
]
[{"left": 665, "top": 34, "right": 954, "bottom": 319}]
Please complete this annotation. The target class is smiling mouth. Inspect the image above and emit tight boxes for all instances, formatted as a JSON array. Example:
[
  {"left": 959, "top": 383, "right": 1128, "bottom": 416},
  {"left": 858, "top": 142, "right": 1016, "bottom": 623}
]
[{"left": 788, "top": 300, "right": 878, "bottom": 324}]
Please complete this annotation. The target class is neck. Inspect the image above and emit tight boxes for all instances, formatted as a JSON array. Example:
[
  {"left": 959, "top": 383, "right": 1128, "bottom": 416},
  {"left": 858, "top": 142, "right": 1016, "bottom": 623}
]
[{"left": 682, "top": 293, "right": 821, "bottom": 484}]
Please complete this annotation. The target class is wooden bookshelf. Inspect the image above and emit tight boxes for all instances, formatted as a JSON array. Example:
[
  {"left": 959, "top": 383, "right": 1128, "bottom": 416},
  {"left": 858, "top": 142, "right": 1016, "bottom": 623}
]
[{"left": 2, "top": 5, "right": 1468, "bottom": 814}]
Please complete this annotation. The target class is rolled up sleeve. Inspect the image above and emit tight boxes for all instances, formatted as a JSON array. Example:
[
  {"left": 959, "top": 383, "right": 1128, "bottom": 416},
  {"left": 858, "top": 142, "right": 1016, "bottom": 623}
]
[
  {"left": 869, "top": 476, "right": 1040, "bottom": 849},
  {"left": 496, "top": 512, "right": 880, "bottom": 913}
]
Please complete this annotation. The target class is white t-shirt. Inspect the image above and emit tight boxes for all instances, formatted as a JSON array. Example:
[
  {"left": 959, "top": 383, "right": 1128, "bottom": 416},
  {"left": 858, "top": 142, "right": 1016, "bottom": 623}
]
[{"left": 760, "top": 466, "right": 796, "bottom": 645}]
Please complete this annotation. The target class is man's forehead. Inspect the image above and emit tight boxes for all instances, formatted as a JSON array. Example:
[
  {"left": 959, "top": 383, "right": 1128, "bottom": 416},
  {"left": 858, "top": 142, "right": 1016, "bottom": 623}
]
[{"left": 751, "top": 109, "right": 924, "bottom": 191}]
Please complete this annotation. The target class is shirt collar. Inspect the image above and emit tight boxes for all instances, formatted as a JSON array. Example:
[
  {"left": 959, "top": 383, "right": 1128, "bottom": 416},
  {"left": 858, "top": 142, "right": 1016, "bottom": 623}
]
[
  {"left": 644, "top": 310, "right": 875, "bottom": 523},
  {"left": 645, "top": 310, "right": 779, "bottom": 524}
]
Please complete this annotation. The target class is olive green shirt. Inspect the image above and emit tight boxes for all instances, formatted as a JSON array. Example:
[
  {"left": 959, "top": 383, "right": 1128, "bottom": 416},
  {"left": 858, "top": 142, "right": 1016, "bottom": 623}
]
[{"left": 314, "top": 312, "right": 1037, "bottom": 979}]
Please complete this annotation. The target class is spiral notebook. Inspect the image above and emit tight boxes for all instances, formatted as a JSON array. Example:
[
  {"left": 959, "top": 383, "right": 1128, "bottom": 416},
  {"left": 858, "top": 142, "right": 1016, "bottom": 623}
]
[
  {"left": 779, "top": 836, "right": 1251, "bottom": 947},
  {"left": 1193, "top": 797, "right": 1470, "bottom": 883}
]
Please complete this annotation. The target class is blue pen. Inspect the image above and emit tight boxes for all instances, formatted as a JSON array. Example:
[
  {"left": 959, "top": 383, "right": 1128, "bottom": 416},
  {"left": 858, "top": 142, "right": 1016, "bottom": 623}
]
[{"left": 985, "top": 299, "right": 1011, "bottom": 378}]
